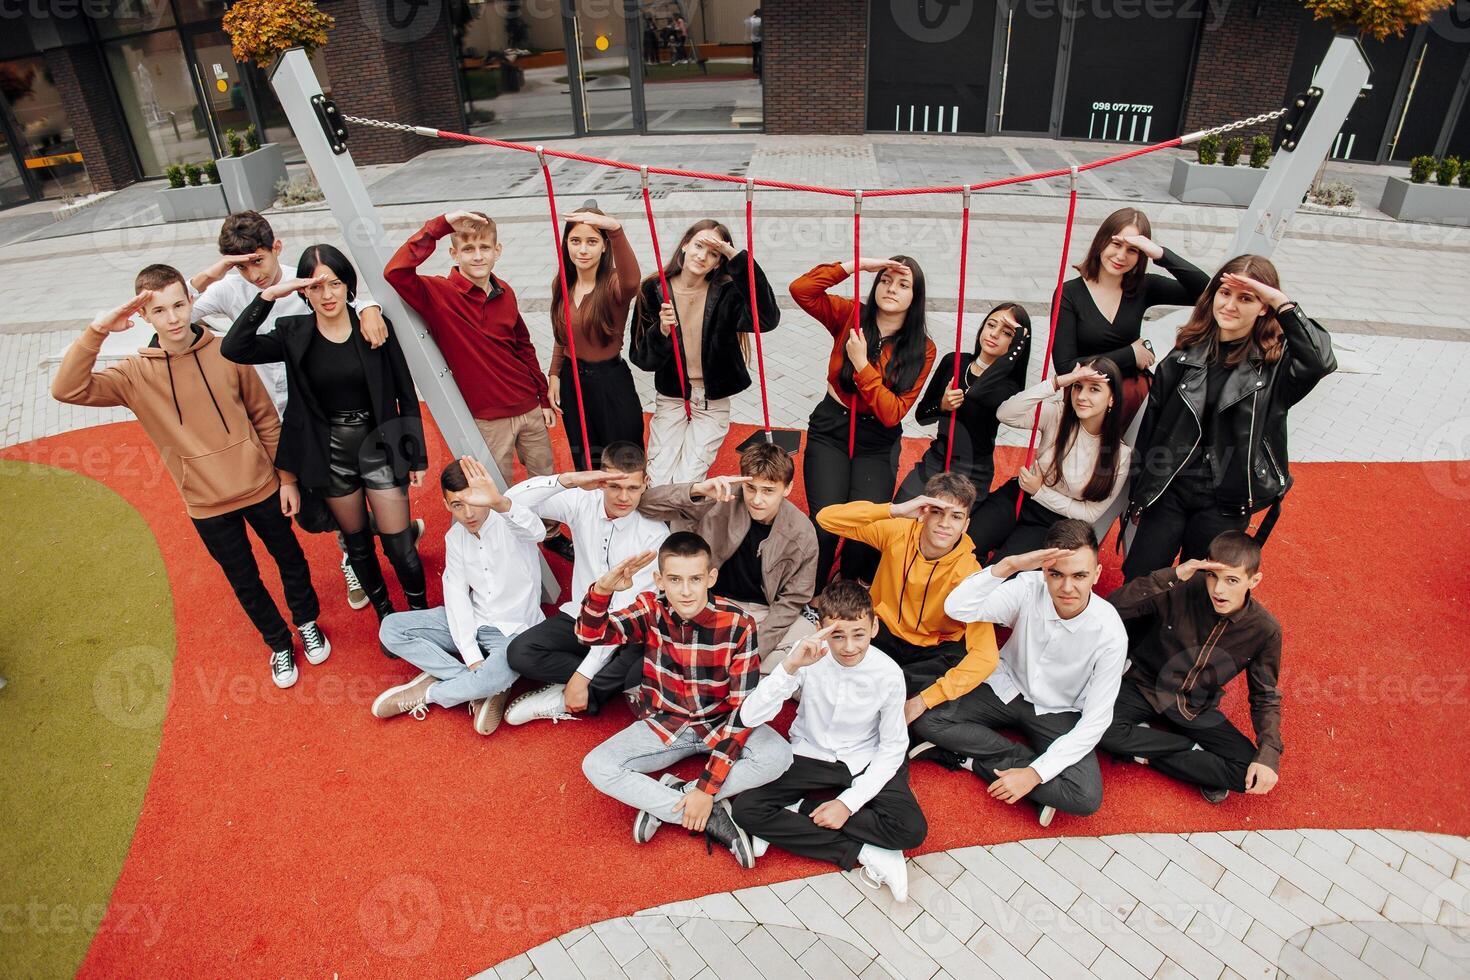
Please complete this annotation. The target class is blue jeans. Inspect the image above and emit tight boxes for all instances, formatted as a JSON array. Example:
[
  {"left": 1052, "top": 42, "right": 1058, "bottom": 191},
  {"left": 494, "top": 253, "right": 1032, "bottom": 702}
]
[{"left": 378, "top": 608, "right": 517, "bottom": 707}]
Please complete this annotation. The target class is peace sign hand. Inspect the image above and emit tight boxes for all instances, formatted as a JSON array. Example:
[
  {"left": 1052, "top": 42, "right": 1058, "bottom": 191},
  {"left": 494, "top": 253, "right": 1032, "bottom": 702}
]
[{"left": 593, "top": 549, "right": 657, "bottom": 595}]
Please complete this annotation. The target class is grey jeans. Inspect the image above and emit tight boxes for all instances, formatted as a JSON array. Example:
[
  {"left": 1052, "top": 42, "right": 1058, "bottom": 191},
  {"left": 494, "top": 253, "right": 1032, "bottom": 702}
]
[
  {"left": 582, "top": 721, "right": 793, "bottom": 826},
  {"left": 378, "top": 607, "right": 517, "bottom": 708}
]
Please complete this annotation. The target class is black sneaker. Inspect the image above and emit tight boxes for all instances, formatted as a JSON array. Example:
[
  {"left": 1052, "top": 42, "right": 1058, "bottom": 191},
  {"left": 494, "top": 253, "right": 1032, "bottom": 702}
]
[
  {"left": 270, "top": 646, "right": 298, "bottom": 689},
  {"left": 907, "top": 741, "right": 967, "bottom": 771},
  {"left": 299, "top": 621, "right": 331, "bottom": 665},
  {"left": 703, "top": 799, "right": 756, "bottom": 869},
  {"left": 1200, "top": 786, "right": 1230, "bottom": 805},
  {"left": 543, "top": 533, "right": 576, "bottom": 563}
]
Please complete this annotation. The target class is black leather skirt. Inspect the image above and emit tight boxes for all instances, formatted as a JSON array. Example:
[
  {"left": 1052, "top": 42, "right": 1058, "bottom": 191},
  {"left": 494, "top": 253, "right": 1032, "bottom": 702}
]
[{"left": 326, "top": 410, "right": 403, "bottom": 497}]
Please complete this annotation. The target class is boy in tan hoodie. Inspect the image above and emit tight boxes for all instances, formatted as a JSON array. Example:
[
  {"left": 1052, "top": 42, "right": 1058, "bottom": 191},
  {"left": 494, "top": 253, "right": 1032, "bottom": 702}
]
[
  {"left": 815, "top": 472, "right": 999, "bottom": 724},
  {"left": 52, "top": 264, "right": 326, "bottom": 689}
]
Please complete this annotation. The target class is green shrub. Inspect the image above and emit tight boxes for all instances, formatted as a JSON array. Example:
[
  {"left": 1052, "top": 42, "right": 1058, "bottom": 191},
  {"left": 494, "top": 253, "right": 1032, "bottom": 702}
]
[
  {"left": 1308, "top": 179, "right": 1357, "bottom": 208},
  {"left": 1249, "top": 134, "right": 1272, "bottom": 168},
  {"left": 274, "top": 175, "right": 325, "bottom": 207},
  {"left": 225, "top": 128, "right": 245, "bottom": 158},
  {"left": 1196, "top": 133, "right": 1220, "bottom": 166},
  {"left": 1460, "top": 166, "right": 1470, "bottom": 189},
  {"left": 164, "top": 164, "right": 185, "bottom": 189},
  {"left": 1223, "top": 137, "right": 1244, "bottom": 167},
  {"left": 245, "top": 124, "right": 261, "bottom": 152},
  {"left": 202, "top": 159, "right": 219, "bottom": 184},
  {"left": 1437, "top": 156, "right": 1460, "bottom": 187},
  {"left": 183, "top": 163, "right": 203, "bottom": 187}
]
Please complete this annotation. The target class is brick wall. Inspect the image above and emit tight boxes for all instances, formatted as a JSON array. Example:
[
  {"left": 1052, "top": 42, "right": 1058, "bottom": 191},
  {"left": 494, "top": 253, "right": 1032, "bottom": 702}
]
[
  {"left": 318, "top": 0, "right": 464, "bottom": 164},
  {"left": 44, "top": 44, "right": 140, "bottom": 192},
  {"left": 1182, "top": 0, "right": 1303, "bottom": 139},
  {"left": 764, "top": 0, "right": 868, "bottom": 134}
]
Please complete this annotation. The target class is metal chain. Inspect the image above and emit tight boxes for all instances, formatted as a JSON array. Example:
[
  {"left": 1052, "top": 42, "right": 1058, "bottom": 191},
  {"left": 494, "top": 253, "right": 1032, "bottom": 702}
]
[
  {"left": 1198, "top": 108, "right": 1289, "bottom": 139},
  {"left": 341, "top": 114, "right": 419, "bottom": 134}
]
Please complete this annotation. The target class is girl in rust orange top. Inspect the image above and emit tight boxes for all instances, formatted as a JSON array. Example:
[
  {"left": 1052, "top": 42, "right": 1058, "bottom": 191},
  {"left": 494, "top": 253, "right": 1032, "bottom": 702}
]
[{"left": 790, "top": 256, "right": 936, "bottom": 583}]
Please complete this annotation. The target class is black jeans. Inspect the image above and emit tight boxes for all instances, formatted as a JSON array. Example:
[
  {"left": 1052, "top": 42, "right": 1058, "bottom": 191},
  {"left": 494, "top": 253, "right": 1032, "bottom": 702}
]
[
  {"left": 506, "top": 612, "right": 644, "bottom": 713},
  {"left": 192, "top": 494, "right": 319, "bottom": 652},
  {"left": 804, "top": 396, "right": 903, "bottom": 585},
  {"left": 1123, "top": 474, "right": 1249, "bottom": 581},
  {"left": 911, "top": 682, "right": 1103, "bottom": 816},
  {"left": 1097, "top": 682, "right": 1259, "bottom": 792},
  {"left": 967, "top": 478, "right": 1068, "bottom": 565},
  {"left": 731, "top": 757, "right": 927, "bottom": 870},
  {"left": 560, "top": 357, "right": 645, "bottom": 471},
  {"left": 874, "top": 621, "right": 967, "bottom": 699}
]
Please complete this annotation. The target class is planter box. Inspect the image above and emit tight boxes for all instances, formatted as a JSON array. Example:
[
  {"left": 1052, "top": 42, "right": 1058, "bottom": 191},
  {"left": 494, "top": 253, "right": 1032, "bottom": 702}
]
[
  {"left": 157, "top": 182, "right": 229, "bottom": 222},
  {"left": 1168, "top": 157, "right": 1268, "bottom": 207},
  {"left": 217, "top": 143, "right": 287, "bottom": 212},
  {"left": 1378, "top": 177, "right": 1470, "bottom": 224}
]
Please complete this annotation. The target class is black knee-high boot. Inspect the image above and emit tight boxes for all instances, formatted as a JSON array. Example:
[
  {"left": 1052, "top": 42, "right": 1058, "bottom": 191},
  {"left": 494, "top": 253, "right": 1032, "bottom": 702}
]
[
  {"left": 380, "top": 527, "right": 427, "bottom": 610},
  {"left": 342, "top": 528, "right": 394, "bottom": 620}
]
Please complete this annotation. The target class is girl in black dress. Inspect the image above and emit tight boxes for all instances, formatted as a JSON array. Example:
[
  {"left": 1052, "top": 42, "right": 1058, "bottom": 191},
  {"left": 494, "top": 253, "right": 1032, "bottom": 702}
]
[{"left": 223, "top": 244, "right": 427, "bottom": 620}]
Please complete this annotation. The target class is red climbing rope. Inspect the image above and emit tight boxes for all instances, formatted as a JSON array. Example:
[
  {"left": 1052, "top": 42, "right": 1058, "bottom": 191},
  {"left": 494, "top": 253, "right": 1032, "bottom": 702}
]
[
  {"left": 638, "top": 167, "right": 692, "bottom": 421},
  {"left": 744, "top": 180, "right": 773, "bottom": 438},
  {"left": 538, "top": 148, "right": 592, "bottom": 468},
  {"left": 847, "top": 190, "right": 862, "bottom": 459},
  {"left": 943, "top": 185, "right": 973, "bottom": 471},
  {"left": 1017, "top": 167, "right": 1080, "bottom": 518}
]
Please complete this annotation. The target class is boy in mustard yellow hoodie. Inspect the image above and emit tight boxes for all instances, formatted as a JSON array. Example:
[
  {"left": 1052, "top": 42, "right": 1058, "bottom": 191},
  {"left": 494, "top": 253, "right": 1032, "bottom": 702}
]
[
  {"left": 815, "top": 472, "right": 998, "bottom": 724},
  {"left": 52, "top": 264, "right": 325, "bottom": 689}
]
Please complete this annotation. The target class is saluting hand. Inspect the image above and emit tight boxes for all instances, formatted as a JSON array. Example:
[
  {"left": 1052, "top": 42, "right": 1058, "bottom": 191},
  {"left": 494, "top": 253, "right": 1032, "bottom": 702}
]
[
  {"left": 89, "top": 292, "right": 151, "bottom": 335},
  {"left": 593, "top": 550, "right": 656, "bottom": 595}
]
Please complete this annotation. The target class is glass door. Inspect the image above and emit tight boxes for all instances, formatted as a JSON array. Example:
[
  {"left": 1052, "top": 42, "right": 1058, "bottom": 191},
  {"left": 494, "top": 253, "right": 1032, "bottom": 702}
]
[
  {"left": 567, "top": 0, "right": 642, "bottom": 134},
  {"left": 183, "top": 28, "right": 254, "bottom": 157},
  {"left": 0, "top": 122, "right": 31, "bottom": 207}
]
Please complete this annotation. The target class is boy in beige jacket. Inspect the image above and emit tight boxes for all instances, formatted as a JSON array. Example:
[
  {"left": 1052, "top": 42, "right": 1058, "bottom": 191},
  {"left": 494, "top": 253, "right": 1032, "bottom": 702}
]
[{"left": 52, "top": 264, "right": 325, "bottom": 688}]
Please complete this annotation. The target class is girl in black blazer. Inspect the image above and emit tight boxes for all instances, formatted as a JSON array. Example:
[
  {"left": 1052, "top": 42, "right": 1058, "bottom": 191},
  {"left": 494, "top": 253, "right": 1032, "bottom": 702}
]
[{"left": 223, "top": 244, "right": 428, "bottom": 619}]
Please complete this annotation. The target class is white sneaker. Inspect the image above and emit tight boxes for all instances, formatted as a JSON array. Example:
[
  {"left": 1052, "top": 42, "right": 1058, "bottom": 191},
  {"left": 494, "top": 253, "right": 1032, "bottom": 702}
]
[
  {"left": 856, "top": 844, "right": 909, "bottom": 903},
  {"left": 1038, "top": 805, "right": 1057, "bottom": 828},
  {"left": 504, "top": 684, "right": 577, "bottom": 725},
  {"left": 750, "top": 799, "right": 803, "bottom": 859}
]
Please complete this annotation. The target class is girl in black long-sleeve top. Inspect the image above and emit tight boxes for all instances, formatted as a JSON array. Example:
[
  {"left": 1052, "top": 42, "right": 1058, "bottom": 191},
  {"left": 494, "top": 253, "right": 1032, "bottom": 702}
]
[
  {"left": 1122, "top": 254, "right": 1336, "bottom": 579},
  {"left": 630, "top": 218, "right": 780, "bottom": 485},
  {"left": 894, "top": 302, "right": 1032, "bottom": 509},
  {"left": 1054, "top": 207, "right": 1209, "bottom": 418},
  {"left": 223, "top": 244, "right": 428, "bottom": 620}
]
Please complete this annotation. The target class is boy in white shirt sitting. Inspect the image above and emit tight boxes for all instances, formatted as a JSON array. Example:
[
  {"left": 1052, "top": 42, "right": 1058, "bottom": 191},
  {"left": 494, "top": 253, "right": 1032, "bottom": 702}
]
[
  {"left": 733, "top": 580, "right": 926, "bottom": 902},
  {"left": 372, "top": 456, "right": 545, "bottom": 735}
]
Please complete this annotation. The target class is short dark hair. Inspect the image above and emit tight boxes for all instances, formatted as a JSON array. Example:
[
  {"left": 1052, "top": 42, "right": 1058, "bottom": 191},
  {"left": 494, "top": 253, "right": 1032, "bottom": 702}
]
[
  {"left": 440, "top": 459, "right": 469, "bottom": 495},
  {"left": 923, "top": 472, "right": 977, "bottom": 511},
  {"left": 135, "top": 264, "right": 187, "bottom": 295},
  {"left": 296, "top": 243, "right": 358, "bottom": 302},
  {"left": 599, "top": 441, "right": 647, "bottom": 475},
  {"left": 813, "top": 579, "right": 874, "bottom": 623},
  {"left": 1209, "top": 530, "right": 1262, "bottom": 574},
  {"left": 1043, "top": 518, "right": 1098, "bottom": 556},
  {"left": 659, "top": 530, "right": 712, "bottom": 567},
  {"left": 739, "top": 441, "right": 795, "bottom": 485},
  {"left": 218, "top": 210, "right": 275, "bottom": 255}
]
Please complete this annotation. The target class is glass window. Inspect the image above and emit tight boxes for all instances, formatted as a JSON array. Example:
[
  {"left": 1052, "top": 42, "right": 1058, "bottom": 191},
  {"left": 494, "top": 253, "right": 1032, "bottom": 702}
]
[
  {"left": 0, "top": 126, "right": 28, "bottom": 207},
  {"left": 94, "top": 0, "right": 177, "bottom": 39},
  {"left": 642, "top": 0, "right": 763, "bottom": 132},
  {"left": 455, "top": 0, "right": 575, "bottom": 140},
  {"left": 105, "top": 32, "right": 212, "bottom": 175},
  {"left": 247, "top": 48, "right": 332, "bottom": 164},
  {"left": 175, "top": 0, "right": 230, "bottom": 25},
  {"left": 188, "top": 29, "right": 253, "bottom": 147},
  {"left": 1, "top": 57, "right": 94, "bottom": 200}
]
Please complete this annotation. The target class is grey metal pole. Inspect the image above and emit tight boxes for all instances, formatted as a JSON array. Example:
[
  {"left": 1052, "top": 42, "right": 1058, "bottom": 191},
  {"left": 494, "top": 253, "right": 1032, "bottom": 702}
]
[
  {"left": 1227, "top": 35, "right": 1371, "bottom": 259},
  {"left": 269, "top": 48, "right": 560, "bottom": 602}
]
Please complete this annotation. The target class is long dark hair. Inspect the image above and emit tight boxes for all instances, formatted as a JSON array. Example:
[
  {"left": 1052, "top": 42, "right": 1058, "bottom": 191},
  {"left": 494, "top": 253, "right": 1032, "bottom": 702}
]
[
  {"left": 1045, "top": 355, "right": 1125, "bottom": 502},
  {"left": 974, "top": 301, "right": 1033, "bottom": 391},
  {"left": 837, "top": 254, "right": 929, "bottom": 395},
  {"left": 1175, "top": 254, "right": 1284, "bottom": 367},
  {"left": 296, "top": 243, "right": 357, "bottom": 302},
  {"left": 634, "top": 218, "right": 745, "bottom": 358},
  {"left": 549, "top": 207, "right": 624, "bottom": 347},
  {"left": 1075, "top": 207, "right": 1152, "bottom": 296}
]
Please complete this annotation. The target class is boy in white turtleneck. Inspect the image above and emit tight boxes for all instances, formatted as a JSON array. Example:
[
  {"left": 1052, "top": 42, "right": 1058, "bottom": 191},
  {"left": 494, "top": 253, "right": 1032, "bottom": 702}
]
[{"left": 732, "top": 580, "right": 927, "bottom": 903}]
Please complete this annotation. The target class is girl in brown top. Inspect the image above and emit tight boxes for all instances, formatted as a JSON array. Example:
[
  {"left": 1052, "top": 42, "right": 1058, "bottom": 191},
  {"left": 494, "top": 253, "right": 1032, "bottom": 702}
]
[{"left": 548, "top": 207, "right": 643, "bottom": 470}]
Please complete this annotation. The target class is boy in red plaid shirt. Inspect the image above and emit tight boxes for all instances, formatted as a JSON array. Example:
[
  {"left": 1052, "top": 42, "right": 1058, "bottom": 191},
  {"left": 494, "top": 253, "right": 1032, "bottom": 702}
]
[{"left": 578, "top": 532, "right": 793, "bottom": 866}]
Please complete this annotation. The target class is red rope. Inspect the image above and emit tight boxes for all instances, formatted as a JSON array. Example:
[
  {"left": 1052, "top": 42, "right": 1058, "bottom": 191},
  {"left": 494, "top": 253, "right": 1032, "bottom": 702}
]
[
  {"left": 1017, "top": 171, "right": 1080, "bottom": 518},
  {"left": 639, "top": 173, "right": 691, "bottom": 421},
  {"left": 539, "top": 155, "right": 592, "bottom": 468},
  {"left": 744, "top": 183, "right": 772, "bottom": 436},
  {"left": 847, "top": 192, "right": 862, "bottom": 459},
  {"left": 943, "top": 187, "right": 972, "bottom": 471}
]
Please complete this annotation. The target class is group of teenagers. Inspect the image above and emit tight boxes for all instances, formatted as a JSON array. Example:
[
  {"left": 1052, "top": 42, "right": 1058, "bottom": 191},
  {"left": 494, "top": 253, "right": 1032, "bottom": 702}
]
[{"left": 53, "top": 199, "right": 1336, "bottom": 902}]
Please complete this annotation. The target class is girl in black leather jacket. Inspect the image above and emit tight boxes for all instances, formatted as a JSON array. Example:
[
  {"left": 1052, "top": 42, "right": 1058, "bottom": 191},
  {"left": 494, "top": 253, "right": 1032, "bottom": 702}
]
[{"left": 1122, "top": 254, "right": 1336, "bottom": 580}]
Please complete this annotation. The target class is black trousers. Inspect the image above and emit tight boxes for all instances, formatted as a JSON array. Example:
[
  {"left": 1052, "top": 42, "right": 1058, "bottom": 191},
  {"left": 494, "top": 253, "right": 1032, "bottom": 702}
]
[
  {"left": 911, "top": 682, "right": 1104, "bottom": 816},
  {"left": 1098, "top": 682, "right": 1259, "bottom": 792},
  {"left": 873, "top": 621, "right": 967, "bottom": 699},
  {"left": 804, "top": 397, "right": 903, "bottom": 585},
  {"left": 560, "top": 357, "right": 645, "bottom": 472},
  {"left": 192, "top": 493, "right": 319, "bottom": 652},
  {"left": 1123, "top": 475, "right": 1249, "bottom": 581},
  {"left": 967, "top": 478, "right": 1069, "bottom": 565},
  {"left": 731, "top": 757, "right": 927, "bottom": 870},
  {"left": 506, "top": 612, "right": 644, "bottom": 713}
]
